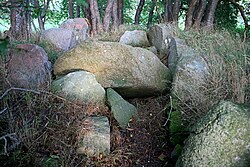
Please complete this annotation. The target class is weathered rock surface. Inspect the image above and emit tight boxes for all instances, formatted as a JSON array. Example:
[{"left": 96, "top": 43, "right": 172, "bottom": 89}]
[
  {"left": 170, "top": 37, "right": 209, "bottom": 111},
  {"left": 76, "top": 116, "right": 110, "bottom": 157},
  {"left": 7, "top": 44, "right": 51, "bottom": 90},
  {"left": 107, "top": 88, "right": 137, "bottom": 129},
  {"left": 147, "top": 24, "right": 174, "bottom": 54},
  {"left": 176, "top": 101, "right": 250, "bottom": 167},
  {"left": 54, "top": 41, "right": 171, "bottom": 97},
  {"left": 119, "top": 30, "right": 150, "bottom": 47},
  {"left": 40, "top": 28, "right": 76, "bottom": 52},
  {"left": 60, "top": 18, "right": 89, "bottom": 44},
  {"left": 51, "top": 71, "right": 105, "bottom": 105}
]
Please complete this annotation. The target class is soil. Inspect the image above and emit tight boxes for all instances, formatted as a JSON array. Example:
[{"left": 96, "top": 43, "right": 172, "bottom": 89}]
[{"left": 0, "top": 90, "right": 176, "bottom": 167}]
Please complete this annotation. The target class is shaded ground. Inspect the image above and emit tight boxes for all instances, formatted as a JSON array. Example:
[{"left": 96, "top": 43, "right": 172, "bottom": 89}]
[{"left": 0, "top": 88, "right": 175, "bottom": 167}]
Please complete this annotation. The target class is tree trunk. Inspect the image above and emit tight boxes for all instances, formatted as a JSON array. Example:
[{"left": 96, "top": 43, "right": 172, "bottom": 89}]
[
  {"left": 32, "top": 0, "right": 51, "bottom": 30},
  {"left": 228, "top": 0, "right": 249, "bottom": 40},
  {"left": 112, "top": 0, "right": 119, "bottom": 30},
  {"left": 193, "top": 0, "right": 206, "bottom": 29},
  {"left": 76, "top": 5, "right": 81, "bottom": 17},
  {"left": 134, "top": 0, "right": 145, "bottom": 25},
  {"left": 88, "top": 0, "right": 97, "bottom": 35},
  {"left": 10, "top": 0, "right": 31, "bottom": 40},
  {"left": 172, "top": 0, "right": 181, "bottom": 22},
  {"left": 164, "top": 0, "right": 173, "bottom": 22},
  {"left": 202, "top": 0, "right": 219, "bottom": 29},
  {"left": 103, "top": 0, "right": 115, "bottom": 32},
  {"left": 185, "top": 0, "right": 198, "bottom": 30},
  {"left": 82, "top": 4, "right": 91, "bottom": 21},
  {"left": 147, "top": 0, "right": 156, "bottom": 28},
  {"left": 93, "top": 0, "right": 103, "bottom": 33},
  {"left": 117, "top": 0, "right": 123, "bottom": 24},
  {"left": 68, "top": 0, "right": 74, "bottom": 18}
]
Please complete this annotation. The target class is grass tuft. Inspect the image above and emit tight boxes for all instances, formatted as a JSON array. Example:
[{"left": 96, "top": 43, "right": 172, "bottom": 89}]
[{"left": 175, "top": 29, "right": 250, "bottom": 122}]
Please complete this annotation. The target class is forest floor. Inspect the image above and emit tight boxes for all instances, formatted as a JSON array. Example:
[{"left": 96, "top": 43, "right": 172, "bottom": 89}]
[{"left": 0, "top": 87, "right": 176, "bottom": 167}]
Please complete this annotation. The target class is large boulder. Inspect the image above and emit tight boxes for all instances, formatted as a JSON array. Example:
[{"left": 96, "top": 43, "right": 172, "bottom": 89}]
[
  {"left": 119, "top": 30, "right": 150, "bottom": 47},
  {"left": 7, "top": 44, "right": 51, "bottom": 90},
  {"left": 169, "top": 37, "right": 209, "bottom": 113},
  {"left": 40, "top": 28, "right": 76, "bottom": 52},
  {"left": 60, "top": 18, "right": 89, "bottom": 44},
  {"left": 54, "top": 41, "right": 171, "bottom": 97},
  {"left": 147, "top": 24, "right": 175, "bottom": 54},
  {"left": 76, "top": 116, "right": 110, "bottom": 157},
  {"left": 107, "top": 88, "right": 137, "bottom": 129},
  {"left": 51, "top": 71, "right": 105, "bottom": 105},
  {"left": 176, "top": 101, "right": 250, "bottom": 167}
]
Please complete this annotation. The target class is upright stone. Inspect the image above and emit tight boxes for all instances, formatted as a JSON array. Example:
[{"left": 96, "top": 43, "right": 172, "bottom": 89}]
[
  {"left": 107, "top": 88, "right": 137, "bottom": 129},
  {"left": 119, "top": 30, "right": 150, "bottom": 47},
  {"left": 60, "top": 18, "right": 89, "bottom": 44}
]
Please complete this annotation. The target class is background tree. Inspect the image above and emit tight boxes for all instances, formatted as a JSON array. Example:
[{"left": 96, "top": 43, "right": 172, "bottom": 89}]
[
  {"left": 134, "top": 0, "right": 145, "bottom": 25},
  {"left": 163, "top": 0, "right": 181, "bottom": 23}
]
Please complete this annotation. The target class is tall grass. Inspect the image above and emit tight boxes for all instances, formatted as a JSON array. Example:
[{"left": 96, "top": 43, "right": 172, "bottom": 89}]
[{"left": 175, "top": 29, "right": 250, "bottom": 122}]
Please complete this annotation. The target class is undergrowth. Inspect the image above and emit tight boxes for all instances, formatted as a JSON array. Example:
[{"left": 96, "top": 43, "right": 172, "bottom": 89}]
[{"left": 175, "top": 29, "right": 250, "bottom": 122}]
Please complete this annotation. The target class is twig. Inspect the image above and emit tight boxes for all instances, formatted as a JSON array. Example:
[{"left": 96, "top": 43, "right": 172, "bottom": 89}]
[
  {"left": 0, "top": 87, "right": 41, "bottom": 100},
  {"left": 0, "top": 133, "right": 20, "bottom": 155},
  {"left": 163, "top": 95, "right": 173, "bottom": 126},
  {"left": 0, "top": 87, "right": 82, "bottom": 106},
  {"left": 0, "top": 107, "right": 7, "bottom": 115}
]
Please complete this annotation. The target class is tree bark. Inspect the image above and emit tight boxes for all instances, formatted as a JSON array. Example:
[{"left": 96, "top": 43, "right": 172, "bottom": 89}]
[
  {"left": 103, "top": 0, "right": 115, "bottom": 31},
  {"left": 134, "top": 0, "right": 145, "bottom": 25},
  {"left": 164, "top": 0, "right": 173, "bottom": 22},
  {"left": 203, "top": 0, "right": 219, "bottom": 29},
  {"left": 10, "top": 0, "right": 31, "bottom": 40},
  {"left": 193, "top": 0, "right": 206, "bottom": 29},
  {"left": 76, "top": 5, "right": 81, "bottom": 17},
  {"left": 185, "top": 0, "right": 198, "bottom": 30},
  {"left": 112, "top": 0, "right": 119, "bottom": 30},
  {"left": 68, "top": 0, "right": 74, "bottom": 18},
  {"left": 172, "top": 0, "right": 181, "bottom": 22},
  {"left": 117, "top": 0, "right": 123, "bottom": 24},
  {"left": 82, "top": 4, "right": 91, "bottom": 21},
  {"left": 88, "top": 0, "right": 97, "bottom": 35},
  {"left": 93, "top": 0, "right": 103, "bottom": 33}
]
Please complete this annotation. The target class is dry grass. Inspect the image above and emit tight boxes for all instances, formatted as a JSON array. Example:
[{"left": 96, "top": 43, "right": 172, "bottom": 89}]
[
  {"left": 0, "top": 87, "right": 173, "bottom": 166},
  {"left": 96, "top": 24, "right": 146, "bottom": 42},
  {"left": 174, "top": 29, "right": 250, "bottom": 122}
]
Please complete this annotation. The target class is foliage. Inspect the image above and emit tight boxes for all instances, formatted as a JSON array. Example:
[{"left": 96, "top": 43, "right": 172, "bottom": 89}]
[{"left": 215, "top": 1, "right": 238, "bottom": 30}]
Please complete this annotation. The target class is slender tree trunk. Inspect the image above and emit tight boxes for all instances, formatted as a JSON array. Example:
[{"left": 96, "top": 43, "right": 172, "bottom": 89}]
[
  {"left": 193, "top": 0, "right": 206, "bottom": 29},
  {"left": 68, "top": 0, "right": 74, "bottom": 18},
  {"left": 185, "top": 0, "right": 198, "bottom": 30},
  {"left": 202, "top": 0, "right": 219, "bottom": 29},
  {"left": 164, "top": 0, "right": 173, "bottom": 22},
  {"left": 112, "top": 0, "right": 119, "bottom": 30},
  {"left": 172, "top": 0, "right": 181, "bottom": 22},
  {"left": 33, "top": 0, "right": 50, "bottom": 30},
  {"left": 117, "top": 0, "right": 123, "bottom": 24},
  {"left": 76, "top": 5, "right": 81, "bottom": 17},
  {"left": 88, "top": 0, "right": 97, "bottom": 35},
  {"left": 134, "top": 0, "right": 145, "bottom": 25},
  {"left": 93, "top": 0, "right": 103, "bottom": 33},
  {"left": 82, "top": 4, "right": 91, "bottom": 21},
  {"left": 103, "top": 0, "right": 115, "bottom": 31},
  {"left": 228, "top": 0, "right": 249, "bottom": 39},
  {"left": 147, "top": 0, "right": 156, "bottom": 28}
]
